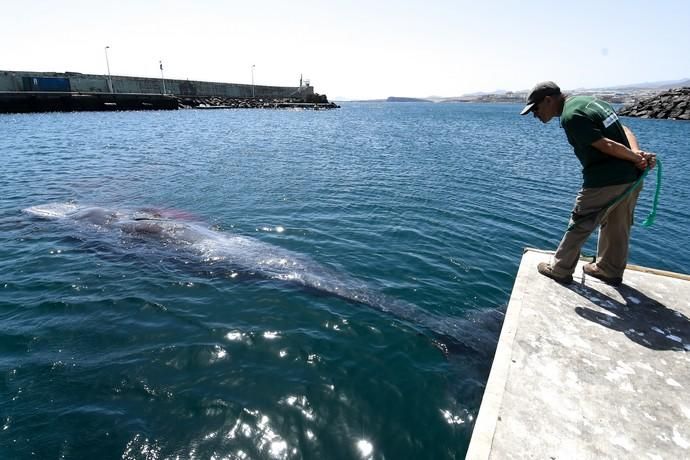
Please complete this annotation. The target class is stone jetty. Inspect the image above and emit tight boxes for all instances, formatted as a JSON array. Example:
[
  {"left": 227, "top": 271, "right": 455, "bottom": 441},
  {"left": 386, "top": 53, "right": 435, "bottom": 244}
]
[
  {"left": 0, "top": 69, "right": 339, "bottom": 113},
  {"left": 619, "top": 87, "right": 690, "bottom": 120},
  {"left": 175, "top": 94, "right": 339, "bottom": 110}
]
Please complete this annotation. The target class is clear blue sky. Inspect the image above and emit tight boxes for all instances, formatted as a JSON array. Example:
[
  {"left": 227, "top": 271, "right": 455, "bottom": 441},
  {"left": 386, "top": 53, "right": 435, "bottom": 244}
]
[{"left": 2, "top": 0, "right": 689, "bottom": 99}]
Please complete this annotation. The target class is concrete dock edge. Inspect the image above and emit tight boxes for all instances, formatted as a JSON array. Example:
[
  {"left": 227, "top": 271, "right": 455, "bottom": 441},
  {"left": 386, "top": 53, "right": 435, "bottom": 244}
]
[
  {"left": 466, "top": 248, "right": 690, "bottom": 459},
  {"left": 465, "top": 249, "right": 534, "bottom": 459}
]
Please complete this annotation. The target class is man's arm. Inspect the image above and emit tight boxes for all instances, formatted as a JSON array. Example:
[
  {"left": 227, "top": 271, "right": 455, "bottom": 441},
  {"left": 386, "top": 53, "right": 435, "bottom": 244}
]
[
  {"left": 623, "top": 125, "right": 640, "bottom": 150},
  {"left": 591, "top": 125, "right": 656, "bottom": 170},
  {"left": 623, "top": 125, "right": 657, "bottom": 169}
]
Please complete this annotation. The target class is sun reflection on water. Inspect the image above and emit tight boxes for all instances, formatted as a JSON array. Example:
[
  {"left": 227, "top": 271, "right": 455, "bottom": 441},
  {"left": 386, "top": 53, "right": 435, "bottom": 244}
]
[
  {"left": 280, "top": 394, "right": 316, "bottom": 421},
  {"left": 263, "top": 331, "right": 280, "bottom": 340},
  {"left": 440, "top": 408, "right": 472, "bottom": 425},
  {"left": 356, "top": 439, "right": 374, "bottom": 458},
  {"left": 224, "top": 408, "right": 293, "bottom": 459}
]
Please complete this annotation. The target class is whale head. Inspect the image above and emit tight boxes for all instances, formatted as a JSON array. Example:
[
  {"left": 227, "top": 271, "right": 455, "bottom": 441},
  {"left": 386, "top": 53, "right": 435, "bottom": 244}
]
[
  {"left": 23, "top": 203, "right": 78, "bottom": 219},
  {"left": 24, "top": 203, "right": 124, "bottom": 228}
]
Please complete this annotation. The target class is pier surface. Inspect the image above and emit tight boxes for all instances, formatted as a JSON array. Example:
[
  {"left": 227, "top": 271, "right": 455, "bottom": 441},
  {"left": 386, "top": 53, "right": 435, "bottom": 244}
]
[{"left": 467, "top": 249, "right": 690, "bottom": 459}]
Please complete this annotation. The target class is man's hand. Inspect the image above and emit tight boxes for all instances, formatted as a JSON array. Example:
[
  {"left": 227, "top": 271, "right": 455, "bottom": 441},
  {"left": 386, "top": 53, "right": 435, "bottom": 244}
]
[
  {"left": 633, "top": 150, "right": 657, "bottom": 170},
  {"left": 643, "top": 152, "right": 657, "bottom": 170}
]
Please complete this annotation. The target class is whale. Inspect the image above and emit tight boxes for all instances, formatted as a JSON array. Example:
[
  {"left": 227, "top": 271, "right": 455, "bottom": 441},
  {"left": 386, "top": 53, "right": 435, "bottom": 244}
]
[{"left": 23, "top": 203, "right": 502, "bottom": 356}]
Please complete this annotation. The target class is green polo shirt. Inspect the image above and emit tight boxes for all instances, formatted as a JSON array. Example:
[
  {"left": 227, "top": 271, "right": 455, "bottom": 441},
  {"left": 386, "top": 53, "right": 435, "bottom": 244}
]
[{"left": 560, "top": 96, "right": 639, "bottom": 188}]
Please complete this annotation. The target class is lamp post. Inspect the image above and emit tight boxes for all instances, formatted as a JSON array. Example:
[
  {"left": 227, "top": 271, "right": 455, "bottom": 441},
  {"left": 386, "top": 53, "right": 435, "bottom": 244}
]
[
  {"left": 251, "top": 64, "right": 255, "bottom": 98},
  {"left": 104, "top": 46, "right": 113, "bottom": 93},
  {"left": 159, "top": 60, "right": 167, "bottom": 95}
]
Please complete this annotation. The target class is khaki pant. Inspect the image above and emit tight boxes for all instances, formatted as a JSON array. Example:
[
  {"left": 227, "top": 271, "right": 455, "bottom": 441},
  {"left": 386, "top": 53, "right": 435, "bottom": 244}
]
[{"left": 551, "top": 181, "right": 642, "bottom": 278}]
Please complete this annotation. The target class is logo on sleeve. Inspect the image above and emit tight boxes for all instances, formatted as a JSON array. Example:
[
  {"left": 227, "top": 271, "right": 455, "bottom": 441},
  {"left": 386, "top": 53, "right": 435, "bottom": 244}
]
[{"left": 603, "top": 112, "right": 619, "bottom": 128}]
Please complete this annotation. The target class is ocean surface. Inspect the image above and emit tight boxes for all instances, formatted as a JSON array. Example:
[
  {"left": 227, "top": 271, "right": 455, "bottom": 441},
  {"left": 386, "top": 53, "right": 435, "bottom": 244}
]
[{"left": 1, "top": 103, "right": 688, "bottom": 459}]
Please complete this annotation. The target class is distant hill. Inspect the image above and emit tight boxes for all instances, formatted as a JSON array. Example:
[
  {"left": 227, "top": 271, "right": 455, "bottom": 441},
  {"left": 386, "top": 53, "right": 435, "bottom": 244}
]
[
  {"left": 435, "top": 93, "right": 524, "bottom": 103},
  {"left": 386, "top": 96, "right": 433, "bottom": 103},
  {"left": 584, "top": 78, "right": 690, "bottom": 92},
  {"left": 333, "top": 97, "right": 433, "bottom": 103},
  {"left": 333, "top": 78, "right": 690, "bottom": 103}
]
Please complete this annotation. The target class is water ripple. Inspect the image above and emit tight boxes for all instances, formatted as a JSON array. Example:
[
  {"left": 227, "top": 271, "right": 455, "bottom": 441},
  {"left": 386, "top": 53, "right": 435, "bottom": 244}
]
[{"left": 1, "top": 104, "right": 688, "bottom": 458}]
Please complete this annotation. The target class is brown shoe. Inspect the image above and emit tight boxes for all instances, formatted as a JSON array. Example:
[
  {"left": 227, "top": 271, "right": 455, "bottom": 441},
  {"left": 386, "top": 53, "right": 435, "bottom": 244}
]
[
  {"left": 583, "top": 263, "right": 623, "bottom": 286},
  {"left": 537, "top": 262, "right": 573, "bottom": 284}
]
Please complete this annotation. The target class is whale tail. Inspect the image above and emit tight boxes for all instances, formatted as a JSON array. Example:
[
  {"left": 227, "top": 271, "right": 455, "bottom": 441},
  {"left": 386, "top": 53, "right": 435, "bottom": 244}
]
[
  {"left": 331, "top": 288, "right": 505, "bottom": 359},
  {"left": 431, "top": 307, "right": 505, "bottom": 358}
]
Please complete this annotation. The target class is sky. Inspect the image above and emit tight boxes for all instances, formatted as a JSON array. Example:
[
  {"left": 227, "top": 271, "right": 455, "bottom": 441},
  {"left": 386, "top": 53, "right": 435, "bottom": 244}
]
[{"left": 2, "top": 0, "right": 689, "bottom": 100}]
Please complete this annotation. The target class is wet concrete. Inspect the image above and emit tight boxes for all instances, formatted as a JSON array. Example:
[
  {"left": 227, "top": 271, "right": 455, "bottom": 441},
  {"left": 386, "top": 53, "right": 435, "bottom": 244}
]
[{"left": 467, "top": 249, "right": 690, "bottom": 459}]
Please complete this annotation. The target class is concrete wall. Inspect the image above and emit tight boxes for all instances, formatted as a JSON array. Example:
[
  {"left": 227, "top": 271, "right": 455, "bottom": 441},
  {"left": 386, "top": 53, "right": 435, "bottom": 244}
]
[{"left": 0, "top": 70, "right": 314, "bottom": 98}]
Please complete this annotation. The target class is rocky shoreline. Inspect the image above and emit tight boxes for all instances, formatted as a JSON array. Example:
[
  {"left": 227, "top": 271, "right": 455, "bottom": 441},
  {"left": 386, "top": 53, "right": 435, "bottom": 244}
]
[
  {"left": 0, "top": 91, "right": 339, "bottom": 113},
  {"left": 619, "top": 87, "right": 690, "bottom": 120},
  {"left": 175, "top": 93, "right": 339, "bottom": 110}
]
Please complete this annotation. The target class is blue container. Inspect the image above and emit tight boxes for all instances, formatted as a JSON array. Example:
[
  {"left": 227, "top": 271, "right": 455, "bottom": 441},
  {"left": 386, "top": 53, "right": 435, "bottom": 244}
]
[{"left": 22, "top": 76, "right": 71, "bottom": 92}]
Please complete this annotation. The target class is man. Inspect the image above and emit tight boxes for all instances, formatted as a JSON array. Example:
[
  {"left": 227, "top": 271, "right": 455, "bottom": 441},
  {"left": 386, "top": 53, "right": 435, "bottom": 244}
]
[{"left": 521, "top": 81, "right": 656, "bottom": 286}]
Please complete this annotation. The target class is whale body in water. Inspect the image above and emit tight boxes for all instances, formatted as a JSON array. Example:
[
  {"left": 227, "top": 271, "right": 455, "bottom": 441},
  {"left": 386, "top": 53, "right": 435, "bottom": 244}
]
[{"left": 23, "top": 203, "right": 502, "bottom": 356}]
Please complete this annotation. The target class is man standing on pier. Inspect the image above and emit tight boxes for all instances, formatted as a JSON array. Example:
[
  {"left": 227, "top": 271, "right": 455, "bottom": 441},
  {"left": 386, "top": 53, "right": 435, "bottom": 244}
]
[{"left": 521, "top": 81, "right": 656, "bottom": 286}]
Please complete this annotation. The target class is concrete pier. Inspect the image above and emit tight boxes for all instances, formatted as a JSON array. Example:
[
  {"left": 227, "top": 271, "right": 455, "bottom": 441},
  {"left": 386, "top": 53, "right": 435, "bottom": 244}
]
[
  {"left": 0, "top": 70, "right": 312, "bottom": 99},
  {"left": 0, "top": 70, "right": 336, "bottom": 113},
  {"left": 467, "top": 249, "right": 690, "bottom": 459},
  {"left": 0, "top": 91, "right": 178, "bottom": 113}
]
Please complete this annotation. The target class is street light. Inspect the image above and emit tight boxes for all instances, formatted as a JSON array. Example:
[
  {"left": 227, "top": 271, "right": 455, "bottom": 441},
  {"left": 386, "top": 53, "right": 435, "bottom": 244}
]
[
  {"left": 159, "top": 60, "right": 167, "bottom": 95},
  {"left": 251, "top": 64, "right": 255, "bottom": 98},
  {"left": 104, "top": 46, "right": 113, "bottom": 93}
]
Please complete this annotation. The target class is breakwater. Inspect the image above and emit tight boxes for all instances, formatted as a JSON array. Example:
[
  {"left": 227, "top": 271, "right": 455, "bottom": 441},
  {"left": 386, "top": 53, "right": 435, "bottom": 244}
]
[
  {"left": 176, "top": 94, "right": 338, "bottom": 110},
  {"left": 619, "top": 87, "right": 690, "bottom": 120},
  {"left": 0, "top": 92, "right": 338, "bottom": 113},
  {"left": 0, "top": 92, "right": 177, "bottom": 113},
  {"left": 0, "top": 70, "right": 311, "bottom": 98},
  {"left": 0, "top": 69, "right": 336, "bottom": 113}
]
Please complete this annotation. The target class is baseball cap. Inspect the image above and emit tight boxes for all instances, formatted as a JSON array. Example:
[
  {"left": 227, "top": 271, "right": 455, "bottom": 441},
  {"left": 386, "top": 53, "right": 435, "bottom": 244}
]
[{"left": 520, "top": 81, "right": 561, "bottom": 115}]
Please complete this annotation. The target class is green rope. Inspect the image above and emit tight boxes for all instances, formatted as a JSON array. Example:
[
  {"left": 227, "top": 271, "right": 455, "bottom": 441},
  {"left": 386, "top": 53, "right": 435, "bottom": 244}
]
[
  {"left": 566, "top": 158, "right": 661, "bottom": 232},
  {"left": 641, "top": 158, "right": 662, "bottom": 227}
]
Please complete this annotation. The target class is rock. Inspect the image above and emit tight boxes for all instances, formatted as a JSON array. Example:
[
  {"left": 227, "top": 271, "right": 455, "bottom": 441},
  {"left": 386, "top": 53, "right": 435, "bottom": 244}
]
[
  {"left": 669, "top": 109, "right": 684, "bottom": 119},
  {"left": 171, "top": 94, "right": 338, "bottom": 110}
]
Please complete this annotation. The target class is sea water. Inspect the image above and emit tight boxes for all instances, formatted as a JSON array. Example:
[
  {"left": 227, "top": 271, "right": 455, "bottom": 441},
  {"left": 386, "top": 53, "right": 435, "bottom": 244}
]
[{"left": 1, "top": 103, "right": 688, "bottom": 459}]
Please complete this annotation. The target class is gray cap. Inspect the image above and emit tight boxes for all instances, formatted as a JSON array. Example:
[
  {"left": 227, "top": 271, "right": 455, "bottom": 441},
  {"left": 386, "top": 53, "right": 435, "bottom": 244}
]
[{"left": 520, "top": 81, "right": 561, "bottom": 115}]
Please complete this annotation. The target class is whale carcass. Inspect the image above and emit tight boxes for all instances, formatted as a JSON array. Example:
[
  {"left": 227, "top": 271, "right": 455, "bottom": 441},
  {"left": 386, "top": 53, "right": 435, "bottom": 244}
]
[{"left": 23, "top": 203, "right": 502, "bottom": 356}]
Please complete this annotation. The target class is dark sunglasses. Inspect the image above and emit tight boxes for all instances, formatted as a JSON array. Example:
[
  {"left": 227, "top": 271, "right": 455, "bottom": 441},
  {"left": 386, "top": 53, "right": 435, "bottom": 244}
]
[{"left": 531, "top": 98, "right": 546, "bottom": 113}]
